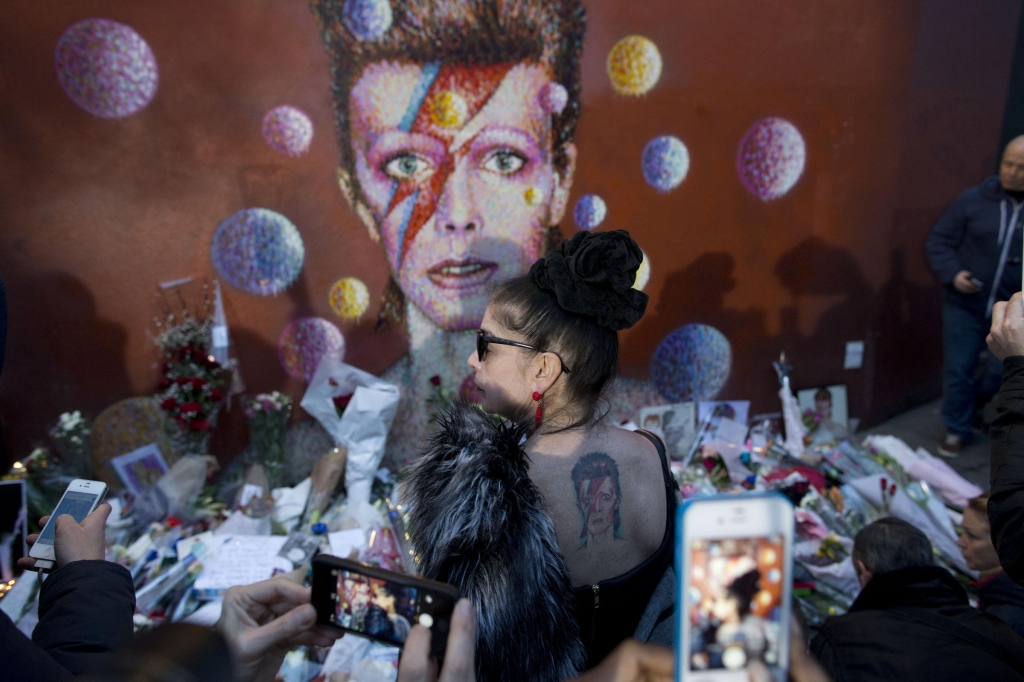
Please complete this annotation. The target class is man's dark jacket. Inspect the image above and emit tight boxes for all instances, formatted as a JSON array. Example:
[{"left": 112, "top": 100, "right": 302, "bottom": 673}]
[
  {"left": 978, "top": 570, "right": 1024, "bottom": 639},
  {"left": 990, "top": 355, "right": 1024, "bottom": 584},
  {"left": 925, "top": 175, "right": 1023, "bottom": 314},
  {"left": 0, "top": 560, "right": 135, "bottom": 682},
  {"left": 810, "top": 566, "right": 1024, "bottom": 681}
]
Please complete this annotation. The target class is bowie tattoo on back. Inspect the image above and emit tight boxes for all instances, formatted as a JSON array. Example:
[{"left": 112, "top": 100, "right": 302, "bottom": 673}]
[{"left": 570, "top": 452, "right": 623, "bottom": 549}]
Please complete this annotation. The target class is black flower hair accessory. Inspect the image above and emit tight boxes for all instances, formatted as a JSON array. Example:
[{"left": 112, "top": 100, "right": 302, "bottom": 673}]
[{"left": 529, "top": 230, "right": 649, "bottom": 331}]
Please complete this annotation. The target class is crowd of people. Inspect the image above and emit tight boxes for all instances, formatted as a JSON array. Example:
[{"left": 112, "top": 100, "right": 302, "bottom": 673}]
[{"left": 7, "top": 230, "right": 1024, "bottom": 680}]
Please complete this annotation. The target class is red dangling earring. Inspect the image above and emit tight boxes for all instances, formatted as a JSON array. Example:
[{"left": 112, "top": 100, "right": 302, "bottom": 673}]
[{"left": 533, "top": 391, "right": 543, "bottom": 428}]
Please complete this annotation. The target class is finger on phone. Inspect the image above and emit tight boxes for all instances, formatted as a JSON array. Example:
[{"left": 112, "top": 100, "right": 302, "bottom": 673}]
[
  {"left": 38, "top": 516, "right": 50, "bottom": 528},
  {"left": 16, "top": 557, "right": 39, "bottom": 572},
  {"left": 992, "top": 301, "right": 1007, "bottom": 333},
  {"left": 397, "top": 624, "right": 434, "bottom": 682},
  {"left": 440, "top": 599, "right": 476, "bottom": 682}
]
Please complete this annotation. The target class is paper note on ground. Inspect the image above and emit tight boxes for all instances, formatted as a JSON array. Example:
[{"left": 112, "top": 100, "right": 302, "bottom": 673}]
[
  {"left": 192, "top": 535, "right": 290, "bottom": 597},
  {"left": 328, "top": 528, "right": 367, "bottom": 560}
]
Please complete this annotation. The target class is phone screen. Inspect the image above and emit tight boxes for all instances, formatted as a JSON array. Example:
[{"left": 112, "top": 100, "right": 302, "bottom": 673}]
[
  {"left": 36, "top": 491, "right": 99, "bottom": 545},
  {"left": 687, "top": 535, "right": 785, "bottom": 672},
  {"left": 329, "top": 567, "right": 421, "bottom": 644}
]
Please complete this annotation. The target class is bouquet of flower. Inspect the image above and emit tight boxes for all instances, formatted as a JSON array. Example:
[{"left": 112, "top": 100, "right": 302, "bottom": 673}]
[
  {"left": 154, "top": 311, "right": 230, "bottom": 457},
  {"left": 802, "top": 407, "right": 823, "bottom": 432},
  {"left": 244, "top": 392, "right": 292, "bottom": 489},
  {"left": 49, "top": 410, "right": 94, "bottom": 479}
]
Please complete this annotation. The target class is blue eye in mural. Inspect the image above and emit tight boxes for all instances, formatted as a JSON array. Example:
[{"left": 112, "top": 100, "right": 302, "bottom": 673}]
[
  {"left": 342, "top": 0, "right": 393, "bottom": 40},
  {"left": 278, "top": 317, "right": 346, "bottom": 382},
  {"left": 736, "top": 117, "right": 806, "bottom": 201},
  {"left": 55, "top": 19, "right": 159, "bottom": 119},
  {"left": 210, "top": 208, "right": 305, "bottom": 296},
  {"left": 262, "top": 105, "right": 314, "bottom": 157},
  {"left": 642, "top": 135, "right": 690, "bottom": 192},
  {"left": 651, "top": 323, "right": 731, "bottom": 402},
  {"left": 574, "top": 194, "right": 607, "bottom": 231}
]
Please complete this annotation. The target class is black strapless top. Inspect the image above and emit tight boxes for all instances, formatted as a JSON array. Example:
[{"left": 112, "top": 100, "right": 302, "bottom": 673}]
[{"left": 571, "top": 430, "right": 678, "bottom": 668}]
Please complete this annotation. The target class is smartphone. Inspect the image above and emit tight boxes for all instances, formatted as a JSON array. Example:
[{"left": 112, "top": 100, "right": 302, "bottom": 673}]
[
  {"left": 311, "top": 555, "right": 461, "bottom": 658},
  {"left": 676, "top": 493, "right": 794, "bottom": 682},
  {"left": 969, "top": 277, "right": 985, "bottom": 288},
  {"left": 28, "top": 479, "right": 108, "bottom": 569}
]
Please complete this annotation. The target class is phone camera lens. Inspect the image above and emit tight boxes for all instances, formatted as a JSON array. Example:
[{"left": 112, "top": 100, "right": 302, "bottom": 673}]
[{"left": 418, "top": 613, "right": 434, "bottom": 628}]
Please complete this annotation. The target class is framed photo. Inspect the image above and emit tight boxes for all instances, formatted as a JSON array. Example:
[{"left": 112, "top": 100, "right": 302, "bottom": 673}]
[
  {"left": 797, "top": 385, "right": 849, "bottom": 431},
  {"left": 639, "top": 402, "right": 696, "bottom": 458},
  {"left": 110, "top": 443, "right": 169, "bottom": 496}
]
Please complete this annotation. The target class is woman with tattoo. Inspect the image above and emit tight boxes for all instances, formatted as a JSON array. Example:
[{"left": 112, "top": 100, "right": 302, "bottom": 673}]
[{"left": 405, "top": 230, "right": 679, "bottom": 680}]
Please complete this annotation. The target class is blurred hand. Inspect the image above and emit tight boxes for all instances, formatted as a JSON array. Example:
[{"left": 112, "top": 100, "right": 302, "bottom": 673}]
[
  {"left": 398, "top": 598, "right": 476, "bottom": 682},
  {"left": 954, "top": 270, "right": 981, "bottom": 294},
  {"left": 17, "top": 501, "right": 111, "bottom": 571},
  {"left": 989, "top": 292, "right": 1024, "bottom": 360},
  {"left": 569, "top": 641, "right": 673, "bottom": 682},
  {"left": 215, "top": 574, "right": 341, "bottom": 682}
]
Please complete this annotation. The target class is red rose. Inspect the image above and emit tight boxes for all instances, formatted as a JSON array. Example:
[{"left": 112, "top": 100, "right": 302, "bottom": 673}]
[
  {"left": 160, "top": 398, "right": 178, "bottom": 411},
  {"left": 174, "top": 377, "right": 190, "bottom": 386},
  {"left": 206, "top": 358, "right": 221, "bottom": 370},
  {"left": 429, "top": 375, "right": 441, "bottom": 387},
  {"left": 333, "top": 393, "right": 353, "bottom": 409},
  {"left": 180, "top": 402, "right": 202, "bottom": 414},
  {"left": 190, "top": 419, "right": 210, "bottom": 431},
  {"left": 210, "top": 389, "right": 223, "bottom": 401},
  {"left": 161, "top": 362, "right": 171, "bottom": 373},
  {"left": 157, "top": 378, "right": 171, "bottom": 390},
  {"left": 191, "top": 377, "right": 207, "bottom": 389}
]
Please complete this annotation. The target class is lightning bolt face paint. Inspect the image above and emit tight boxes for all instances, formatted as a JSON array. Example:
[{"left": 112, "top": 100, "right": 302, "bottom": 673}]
[{"left": 349, "top": 60, "right": 562, "bottom": 330}]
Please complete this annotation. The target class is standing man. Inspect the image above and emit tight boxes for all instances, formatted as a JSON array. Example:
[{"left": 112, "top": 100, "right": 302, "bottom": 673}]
[{"left": 926, "top": 136, "right": 1024, "bottom": 457}]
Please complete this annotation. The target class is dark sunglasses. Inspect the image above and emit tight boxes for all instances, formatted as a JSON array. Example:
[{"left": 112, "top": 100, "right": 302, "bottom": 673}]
[{"left": 476, "top": 330, "right": 572, "bottom": 375}]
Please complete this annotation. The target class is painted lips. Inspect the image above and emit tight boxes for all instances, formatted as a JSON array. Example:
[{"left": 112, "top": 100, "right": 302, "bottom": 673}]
[{"left": 427, "top": 259, "right": 498, "bottom": 289}]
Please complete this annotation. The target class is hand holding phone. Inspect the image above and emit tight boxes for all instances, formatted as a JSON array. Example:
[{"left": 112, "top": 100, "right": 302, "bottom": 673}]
[{"left": 20, "top": 479, "right": 108, "bottom": 571}]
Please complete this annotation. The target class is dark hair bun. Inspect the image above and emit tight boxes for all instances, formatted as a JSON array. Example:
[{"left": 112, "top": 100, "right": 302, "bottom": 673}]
[{"left": 529, "top": 230, "right": 649, "bottom": 331}]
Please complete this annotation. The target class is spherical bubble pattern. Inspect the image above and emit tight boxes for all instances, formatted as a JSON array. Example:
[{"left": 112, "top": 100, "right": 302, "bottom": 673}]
[
  {"left": 329, "top": 277, "right": 371, "bottom": 321},
  {"left": 211, "top": 208, "right": 305, "bottom": 296},
  {"left": 607, "top": 35, "right": 662, "bottom": 97},
  {"left": 633, "top": 251, "right": 651, "bottom": 291},
  {"left": 342, "top": 0, "right": 393, "bottom": 40},
  {"left": 55, "top": 18, "right": 158, "bottom": 119},
  {"left": 651, "top": 324, "right": 731, "bottom": 402},
  {"left": 540, "top": 82, "right": 569, "bottom": 115},
  {"left": 278, "top": 317, "right": 346, "bottom": 382},
  {"left": 642, "top": 136, "right": 690, "bottom": 192},
  {"left": 262, "top": 106, "right": 313, "bottom": 157},
  {"left": 573, "top": 194, "right": 607, "bottom": 231},
  {"left": 736, "top": 117, "right": 806, "bottom": 201}
]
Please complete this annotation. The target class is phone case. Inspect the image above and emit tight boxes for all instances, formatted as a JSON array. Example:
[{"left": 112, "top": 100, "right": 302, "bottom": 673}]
[
  {"left": 674, "top": 492, "right": 794, "bottom": 682},
  {"left": 311, "top": 555, "right": 461, "bottom": 658}
]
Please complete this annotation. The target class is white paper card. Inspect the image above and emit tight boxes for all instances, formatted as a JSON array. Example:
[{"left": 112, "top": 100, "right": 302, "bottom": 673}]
[
  {"left": 176, "top": 530, "right": 215, "bottom": 562},
  {"left": 328, "top": 528, "right": 367, "bottom": 559},
  {"left": 715, "top": 417, "right": 749, "bottom": 447},
  {"left": 211, "top": 326, "right": 228, "bottom": 348},
  {"left": 844, "top": 341, "right": 865, "bottom": 369},
  {"left": 193, "top": 535, "right": 289, "bottom": 596}
]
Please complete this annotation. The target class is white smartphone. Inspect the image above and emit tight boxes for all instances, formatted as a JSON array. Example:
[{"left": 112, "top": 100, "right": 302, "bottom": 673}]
[
  {"left": 28, "top": 479, "right": 107, "bottom": 568},
  {"left": 676, "top": 493, "right": 794, "bottom": 682}
]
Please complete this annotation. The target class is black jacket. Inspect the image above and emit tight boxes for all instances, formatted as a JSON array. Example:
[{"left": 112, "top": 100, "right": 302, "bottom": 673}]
[
  {"left": 811, "top": 566, "right": 1024, "bottom": 682},
  {"left": 977, "top": 571, "right": 1024, "bottom": 639},
  {"left": 0, "top": 560, "right": 136, "bottom": 682},
  {"left": 990, "top": 355, "right": 1024, "bottom": 584},
  {"left": 926, "top": 175, "right": 1024, "bottom": 315}
]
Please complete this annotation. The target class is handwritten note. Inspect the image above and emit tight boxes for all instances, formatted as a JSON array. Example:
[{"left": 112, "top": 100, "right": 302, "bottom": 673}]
[{"left": 192, "top": 535, "right": 289, "bottom": 598}]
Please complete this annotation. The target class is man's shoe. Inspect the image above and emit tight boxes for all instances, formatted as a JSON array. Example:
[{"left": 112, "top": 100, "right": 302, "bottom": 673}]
[{"left": 937, "top": 434, "right": 963, "bottom": 458}]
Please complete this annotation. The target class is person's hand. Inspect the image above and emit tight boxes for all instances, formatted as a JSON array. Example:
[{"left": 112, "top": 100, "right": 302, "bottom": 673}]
[
  {"left": 16, "top": 501, "right": 111, "bottom": 571},
  {"left": 215, "top": 574, "right": 341, "bottom": 682},
  {"left": 398, "top": 598, "right": 476, "bottom": 682},
  {"left": 568, "top": 640, "right": 673, "bottom": 682},
  {"left": 988, "top": 292, "right": 1024, "bottom": 360},
  {"left": 954, "top": 270, "right": 982, "bottom": 294}
]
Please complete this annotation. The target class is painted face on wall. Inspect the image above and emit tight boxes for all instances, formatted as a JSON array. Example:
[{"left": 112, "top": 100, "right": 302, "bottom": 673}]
[
  {"left": 579, "top": 476, "right": 618, "bottom": 538},
  {"left": 348, "top": 60, "right": 574, "bottom": 330}
]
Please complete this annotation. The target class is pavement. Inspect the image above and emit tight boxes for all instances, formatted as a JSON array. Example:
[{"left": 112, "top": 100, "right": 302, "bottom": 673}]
[{"left": 862, "top": 398, "right": 991, "bottom": 490}]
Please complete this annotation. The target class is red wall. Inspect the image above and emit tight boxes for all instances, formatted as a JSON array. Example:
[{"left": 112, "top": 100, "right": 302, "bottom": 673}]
[{"left": 0, "top": 0, "right": 1019, "bottom": 464}]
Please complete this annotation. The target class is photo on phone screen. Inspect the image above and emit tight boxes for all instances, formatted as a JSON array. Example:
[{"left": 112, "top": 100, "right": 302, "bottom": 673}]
[
  {"left": 687, "top": 535, "right": 785, "bottom": 672},
  {"left": 36, "top": 492, "right": 101, "bottom": 546},
  {"left": 330, "top": 568, "right": 418, "bottom": 643}
]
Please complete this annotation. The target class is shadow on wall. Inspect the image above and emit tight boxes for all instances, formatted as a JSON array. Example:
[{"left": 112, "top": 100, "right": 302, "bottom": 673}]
[
  {"left": 0, "top": 271, "right": 132, "bottom": 470},
  {"left": 627, "top": 237, "right": 942, "bottom": 427}
]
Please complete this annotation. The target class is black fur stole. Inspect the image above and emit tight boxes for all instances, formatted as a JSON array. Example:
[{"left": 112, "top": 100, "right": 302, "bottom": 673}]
[{"left": 402, "top": 401, "right": 585, "bottom": 682}]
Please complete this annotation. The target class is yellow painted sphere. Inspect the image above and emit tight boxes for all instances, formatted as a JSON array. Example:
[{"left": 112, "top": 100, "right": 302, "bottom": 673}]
[
  {"left": 607, "top": 36, "right": 663, "bottom": 96},
  {"left": 329, "top": 277, "right": 371, "bottom": 321},
  {"left": 633, "top": 251, "right": 651, "bottom": 291},
  {"left": 430, "top": 91, "right": 468, "bottom": 128},
  {"left": 524, "top": 187, "right": 542, "bottom": 206}
]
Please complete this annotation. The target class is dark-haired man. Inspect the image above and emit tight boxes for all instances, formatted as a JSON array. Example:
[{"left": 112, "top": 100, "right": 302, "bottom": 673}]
[
  {"left": 927, "top": 136, "right": 1024, "bottom": 457},
  {"left": 810, "top": 517, "right": 1024, "bottom": 681}
]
